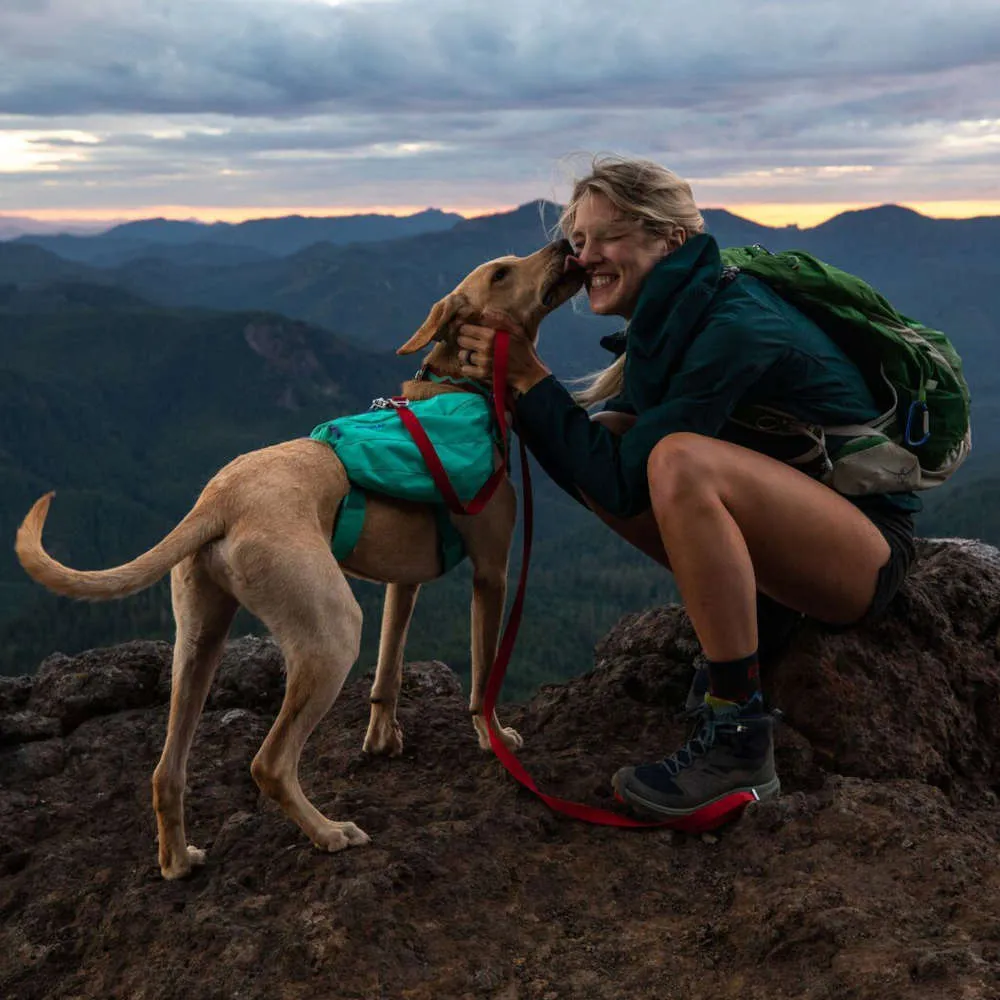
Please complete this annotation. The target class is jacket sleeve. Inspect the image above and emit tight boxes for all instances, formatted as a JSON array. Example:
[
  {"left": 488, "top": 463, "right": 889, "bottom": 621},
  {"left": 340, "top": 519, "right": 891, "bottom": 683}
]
[
  {"left": 513, "top": 321, "right": 787, "bottom": 517},
  {"left": 512, "top": 375, "right": 629, "bottom": 510}
]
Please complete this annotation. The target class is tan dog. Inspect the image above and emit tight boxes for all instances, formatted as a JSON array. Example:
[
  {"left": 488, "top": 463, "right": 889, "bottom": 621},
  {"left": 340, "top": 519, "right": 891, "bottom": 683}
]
[{"left": 15, "top": 240, "right": 583, "bottom": 879}]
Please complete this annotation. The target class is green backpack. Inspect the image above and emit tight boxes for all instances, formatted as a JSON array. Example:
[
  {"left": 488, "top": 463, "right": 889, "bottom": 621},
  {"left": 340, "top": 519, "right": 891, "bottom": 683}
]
[{"left": 719, "top": 245, "right": 972, "bottom": 494}]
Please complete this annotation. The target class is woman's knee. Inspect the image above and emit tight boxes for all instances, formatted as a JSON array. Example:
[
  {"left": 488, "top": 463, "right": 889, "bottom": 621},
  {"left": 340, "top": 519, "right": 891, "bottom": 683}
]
[{"left": 646, "top": 432, "right": 720, "bottom": 503}]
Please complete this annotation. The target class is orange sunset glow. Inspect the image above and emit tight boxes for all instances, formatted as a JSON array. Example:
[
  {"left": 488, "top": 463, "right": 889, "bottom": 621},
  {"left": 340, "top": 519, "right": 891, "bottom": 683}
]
[{"left": 3, "top": 200, "right": 1000, "bottom": 231}]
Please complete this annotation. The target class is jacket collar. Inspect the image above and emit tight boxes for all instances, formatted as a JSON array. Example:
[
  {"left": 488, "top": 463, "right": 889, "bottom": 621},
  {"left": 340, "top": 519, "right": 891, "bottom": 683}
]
[{"left": 623, "top": 233, "right": 724, "bottom": 410}]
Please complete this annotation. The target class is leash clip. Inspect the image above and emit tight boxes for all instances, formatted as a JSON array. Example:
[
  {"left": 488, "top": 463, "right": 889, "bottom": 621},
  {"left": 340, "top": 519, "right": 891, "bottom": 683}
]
[{"left": 370, "top": 396, "right": 410, "bottom": 411}]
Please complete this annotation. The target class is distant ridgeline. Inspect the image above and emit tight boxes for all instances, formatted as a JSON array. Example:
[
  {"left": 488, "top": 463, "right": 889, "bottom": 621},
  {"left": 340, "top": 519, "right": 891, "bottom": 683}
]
[{"left": 1, "top": 203, "right": 998, "bottom": 689}]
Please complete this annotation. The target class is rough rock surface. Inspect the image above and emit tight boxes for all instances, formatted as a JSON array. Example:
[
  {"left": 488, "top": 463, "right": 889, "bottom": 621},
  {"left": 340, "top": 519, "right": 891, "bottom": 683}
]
[{"left": 2, "top": 539, "right": 1000, "bottom": 999}]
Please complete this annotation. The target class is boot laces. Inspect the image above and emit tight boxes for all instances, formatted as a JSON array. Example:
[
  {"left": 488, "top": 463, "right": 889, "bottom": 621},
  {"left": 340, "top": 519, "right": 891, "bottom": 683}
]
[
  {"left": 659, "top": 711, "right": 728, "bottom": 777},
  {"left": 660, "top": 703, "right": 780, "bottom": 776}
]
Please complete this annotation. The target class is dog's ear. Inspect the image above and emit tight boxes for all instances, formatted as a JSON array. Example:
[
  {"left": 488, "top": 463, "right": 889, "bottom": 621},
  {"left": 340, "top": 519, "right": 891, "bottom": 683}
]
[{"left": 397, "top": 292, "right": 471, "bottom": 355}]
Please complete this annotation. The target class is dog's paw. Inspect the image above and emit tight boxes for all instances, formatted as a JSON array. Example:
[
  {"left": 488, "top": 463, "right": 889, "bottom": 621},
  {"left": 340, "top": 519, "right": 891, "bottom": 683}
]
[
  {"left": 160, "top": 844, "right": 207, "bottom": 880},
  {"left": 363, "top": 713, "right": 404, "bottom": 757},
  {"left": 312, "top": 821, "right": 371, "bottom": 853},
  {"left": 496, "top": 726, "right": 524, "bottom": 752},
  {"left": 473, "top": 715, "right": 523, "bottom": 753}
]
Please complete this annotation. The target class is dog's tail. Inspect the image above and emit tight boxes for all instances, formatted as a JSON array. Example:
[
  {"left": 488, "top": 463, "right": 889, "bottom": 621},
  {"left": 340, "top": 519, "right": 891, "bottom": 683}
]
[{"left": 15, "top": 492, "right": 223, "bottom": 601}]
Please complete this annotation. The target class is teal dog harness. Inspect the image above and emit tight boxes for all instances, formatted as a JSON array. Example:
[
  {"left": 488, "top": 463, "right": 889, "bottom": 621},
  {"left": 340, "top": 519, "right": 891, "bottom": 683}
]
[{"left": 310, "top": 386, "right": 501, "bottom": 573}]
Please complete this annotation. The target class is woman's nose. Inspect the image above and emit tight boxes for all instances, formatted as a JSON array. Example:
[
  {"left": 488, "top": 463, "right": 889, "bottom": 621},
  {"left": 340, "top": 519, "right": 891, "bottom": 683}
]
[{"left": 570, "top": 239, "right": 601, "bottom": 269}]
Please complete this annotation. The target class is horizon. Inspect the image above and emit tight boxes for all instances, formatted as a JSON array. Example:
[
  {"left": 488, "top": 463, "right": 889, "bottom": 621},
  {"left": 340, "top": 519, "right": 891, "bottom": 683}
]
[{"left": 2, "top": 198, "right": 999, "bottom": 238}]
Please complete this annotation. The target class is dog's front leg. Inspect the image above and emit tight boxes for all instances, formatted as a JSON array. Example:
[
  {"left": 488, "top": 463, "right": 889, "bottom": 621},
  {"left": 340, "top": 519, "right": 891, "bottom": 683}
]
[
  {"left": 469, "top": 568, "right": 523, "bottom": 752},
  {"left": 363, "top": 582, "right": 420, "bottom": 756}
]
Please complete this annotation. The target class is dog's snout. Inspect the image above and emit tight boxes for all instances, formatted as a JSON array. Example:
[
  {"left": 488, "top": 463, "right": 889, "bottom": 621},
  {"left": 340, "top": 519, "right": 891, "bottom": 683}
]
[{"left": 551, "top": 238, "right": 574, "bottom": 257}]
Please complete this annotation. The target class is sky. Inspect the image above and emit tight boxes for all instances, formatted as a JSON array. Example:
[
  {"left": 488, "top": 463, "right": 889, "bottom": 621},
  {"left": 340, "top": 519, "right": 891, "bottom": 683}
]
[{"left": 1, "top": 0, "right": 998, "bottom": 230}]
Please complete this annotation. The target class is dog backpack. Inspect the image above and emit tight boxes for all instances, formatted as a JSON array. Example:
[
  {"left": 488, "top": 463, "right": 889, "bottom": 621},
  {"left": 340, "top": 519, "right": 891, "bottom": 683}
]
[
  {"left": 310, "top": 392, "right": 501, "bottom": 504},
  {"left": 719, "top": 245, "right": 972, "bottom": 494},
  {"left": 309, "top": 392, "right": 502, "bottom": 568}
]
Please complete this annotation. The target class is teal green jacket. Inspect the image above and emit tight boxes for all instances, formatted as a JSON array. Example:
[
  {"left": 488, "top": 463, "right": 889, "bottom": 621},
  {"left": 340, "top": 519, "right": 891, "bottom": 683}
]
[{"left": 513, "top": 232, "right": 920, "bottom": 519}]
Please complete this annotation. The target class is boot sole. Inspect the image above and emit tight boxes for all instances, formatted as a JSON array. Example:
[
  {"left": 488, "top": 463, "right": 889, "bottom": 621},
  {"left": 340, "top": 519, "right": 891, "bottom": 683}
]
[{"left": 613, "top": 774, "right": 781, "bottom": 830}]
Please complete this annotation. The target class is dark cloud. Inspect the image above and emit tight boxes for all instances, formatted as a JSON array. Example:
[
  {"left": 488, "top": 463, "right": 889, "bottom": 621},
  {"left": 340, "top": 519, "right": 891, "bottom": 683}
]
[{"left": 1, "top": 0, "right": 998, "bottom": 117}]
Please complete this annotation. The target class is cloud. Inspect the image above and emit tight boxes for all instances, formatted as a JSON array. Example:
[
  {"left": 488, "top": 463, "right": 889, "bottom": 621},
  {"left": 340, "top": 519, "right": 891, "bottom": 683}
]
[
  {"left": 2, "top": 0, "right": 998, "bottom": 117},
  {"left": 1, "top": 0, "right": 998, "bottom": 214}
]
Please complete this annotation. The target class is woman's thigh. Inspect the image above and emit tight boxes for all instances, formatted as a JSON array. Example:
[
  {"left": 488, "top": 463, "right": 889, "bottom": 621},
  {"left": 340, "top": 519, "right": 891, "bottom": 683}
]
[{"left": 648, "top": 433, "right": 891, "bottom": 624}]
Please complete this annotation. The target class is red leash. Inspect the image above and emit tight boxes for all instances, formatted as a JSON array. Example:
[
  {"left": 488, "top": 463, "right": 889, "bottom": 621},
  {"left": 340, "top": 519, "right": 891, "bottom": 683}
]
[{"left": 392, "top": 333, "right": 751, "bottom": 831}]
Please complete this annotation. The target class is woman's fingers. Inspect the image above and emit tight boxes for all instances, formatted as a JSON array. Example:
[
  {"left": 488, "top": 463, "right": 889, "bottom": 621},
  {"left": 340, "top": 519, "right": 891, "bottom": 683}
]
[
  {"left": 456, "top": 324, "right": 496, "bottom": 352},
  {"left": 456, "top": 323, "right": 494, "bottom": 379}
]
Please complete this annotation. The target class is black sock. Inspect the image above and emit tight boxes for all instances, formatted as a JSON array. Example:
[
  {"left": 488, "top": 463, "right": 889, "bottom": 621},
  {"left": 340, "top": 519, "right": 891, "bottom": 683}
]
[{"left": 706, "top": 651, "right": 761, "bottom": 706}]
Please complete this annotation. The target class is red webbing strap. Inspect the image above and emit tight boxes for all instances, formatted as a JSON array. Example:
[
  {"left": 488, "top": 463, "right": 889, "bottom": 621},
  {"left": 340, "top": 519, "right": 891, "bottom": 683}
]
[{"left": 394, "top": 404, "right": 506, "bottom": 515}]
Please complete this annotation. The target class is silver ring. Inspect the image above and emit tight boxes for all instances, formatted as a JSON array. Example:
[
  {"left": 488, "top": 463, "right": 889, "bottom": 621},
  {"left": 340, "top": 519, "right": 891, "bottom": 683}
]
[{"left": 463, "top": 348, "right": 476, "bottom": 367}]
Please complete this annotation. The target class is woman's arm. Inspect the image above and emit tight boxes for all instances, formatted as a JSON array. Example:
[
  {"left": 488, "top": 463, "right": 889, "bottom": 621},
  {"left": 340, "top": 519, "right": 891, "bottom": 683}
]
[
  {"left": 457, "top": 315, "right": 652, "bottom": 514},
  {"left": 457, "top": 315, "right": 785, "bottom": 519}
]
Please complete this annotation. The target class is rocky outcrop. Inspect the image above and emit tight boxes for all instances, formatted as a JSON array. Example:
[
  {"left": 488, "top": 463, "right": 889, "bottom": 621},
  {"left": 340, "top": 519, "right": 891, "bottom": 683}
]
[{"left": 2, "top": 540, "right": 1000, "bottom": 999}]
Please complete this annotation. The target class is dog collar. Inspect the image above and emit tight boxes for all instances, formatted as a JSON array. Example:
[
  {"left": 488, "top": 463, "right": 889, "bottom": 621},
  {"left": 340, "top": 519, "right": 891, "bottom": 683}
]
[{"left": 416, "top": 364, "right": 491, "bottom": 397}]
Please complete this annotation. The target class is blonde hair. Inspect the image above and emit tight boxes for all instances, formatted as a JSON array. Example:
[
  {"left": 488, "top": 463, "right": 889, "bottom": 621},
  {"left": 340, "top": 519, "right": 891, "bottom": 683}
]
[{"left": 561, "top": 155, "right": 705, "bottom": 408}]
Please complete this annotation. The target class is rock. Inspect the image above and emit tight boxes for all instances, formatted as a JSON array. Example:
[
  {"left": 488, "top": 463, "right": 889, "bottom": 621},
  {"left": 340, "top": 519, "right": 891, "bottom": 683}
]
[
  {"left": 590, "top": 538, "right": 1000, "bottom": 797},
  {"left": 0, "top": 711, "right": 60, "bottom": 746},
  {"left": 28, "top": 640, "right": 172, "bottom": 734},
  {"left": 0, "top": 674, "right": 33, "bottom": 714},
  {"left": 2, "top": 739, "right": 66, "bottom": 782},
  {"left": 205, "top": 635, "right": 287, "bottom": 713},
  {"left": 399, "top": 660, "right": 464, "bottom": 700}
]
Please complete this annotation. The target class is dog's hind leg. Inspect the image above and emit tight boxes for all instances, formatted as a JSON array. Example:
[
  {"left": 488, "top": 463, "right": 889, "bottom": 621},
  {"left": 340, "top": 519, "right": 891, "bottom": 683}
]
[
  {"left": 363, "top": 582, "right": 420, "bottom": 756},
  {"left": 153, "top": 554, "right": 238, "bottom": 880},
  {"left": 233, "top": 536, "right": 370, "bottom": 853}
]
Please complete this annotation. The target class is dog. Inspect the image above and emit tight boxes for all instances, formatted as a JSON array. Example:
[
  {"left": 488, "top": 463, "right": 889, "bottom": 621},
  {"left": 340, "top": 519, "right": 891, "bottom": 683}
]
[{"left": 14, "top": 240, "right": 582, "bottom": 879}]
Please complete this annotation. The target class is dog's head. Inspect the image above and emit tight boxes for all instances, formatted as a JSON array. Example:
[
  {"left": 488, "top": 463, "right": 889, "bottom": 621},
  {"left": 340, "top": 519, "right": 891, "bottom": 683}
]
[{"left": 397, "top": 240, "right": 584, "bottom": 356}]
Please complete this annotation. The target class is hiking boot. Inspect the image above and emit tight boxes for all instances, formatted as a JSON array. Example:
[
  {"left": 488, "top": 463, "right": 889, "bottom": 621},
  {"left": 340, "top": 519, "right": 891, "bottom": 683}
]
[{"left": 612, "top": 704, "right": 780, "bottom": 820}]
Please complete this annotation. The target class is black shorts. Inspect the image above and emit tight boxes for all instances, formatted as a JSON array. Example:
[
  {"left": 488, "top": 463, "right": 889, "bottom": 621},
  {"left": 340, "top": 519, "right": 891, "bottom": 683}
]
[{"left": 756, "top": 502, "right": 916, "bottom": 664}]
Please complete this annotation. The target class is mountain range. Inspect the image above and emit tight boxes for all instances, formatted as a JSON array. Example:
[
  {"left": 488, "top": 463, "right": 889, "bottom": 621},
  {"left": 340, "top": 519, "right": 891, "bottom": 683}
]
[
  {"left": 6, "top": 202, "right": 998, "bottom": 385},
  {"left": 8, "top": 208, "right": 464, "bottom": 265}
]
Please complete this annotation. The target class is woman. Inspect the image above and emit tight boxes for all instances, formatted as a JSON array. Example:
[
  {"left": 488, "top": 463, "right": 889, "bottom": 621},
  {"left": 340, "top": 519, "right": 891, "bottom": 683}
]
[{"left": 455, "top": 156, "right": 918, "bottom": 821}]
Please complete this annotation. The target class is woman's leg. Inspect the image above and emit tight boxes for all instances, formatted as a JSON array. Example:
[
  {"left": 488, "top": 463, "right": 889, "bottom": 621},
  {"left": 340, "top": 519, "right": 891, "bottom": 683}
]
[
  {"left": 586, "top": 416, "right": 806, "bottom": 672},
  {"left": 645, "top": 432, "right": 889, "bottom": 661},
  {"left": 612, "top": 430, "right": 891, "bottom": 820}
]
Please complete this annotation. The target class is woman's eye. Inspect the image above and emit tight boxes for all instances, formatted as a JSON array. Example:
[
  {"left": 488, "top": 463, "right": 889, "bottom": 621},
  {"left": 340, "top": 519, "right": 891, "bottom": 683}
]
[{"left": 492, "top": 267, "right": 508, "bottom": 283}]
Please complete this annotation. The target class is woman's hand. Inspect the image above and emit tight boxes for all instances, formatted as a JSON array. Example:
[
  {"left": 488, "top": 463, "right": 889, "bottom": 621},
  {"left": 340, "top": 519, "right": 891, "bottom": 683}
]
[{"left": 456, "top": 310, "right": 551, "bottom": 395}]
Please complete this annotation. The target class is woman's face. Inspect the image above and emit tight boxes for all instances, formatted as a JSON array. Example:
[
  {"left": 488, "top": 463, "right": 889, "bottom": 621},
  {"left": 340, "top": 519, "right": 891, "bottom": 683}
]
[{"left": 567, "top": 191, "right": 674, "bottom": 319}]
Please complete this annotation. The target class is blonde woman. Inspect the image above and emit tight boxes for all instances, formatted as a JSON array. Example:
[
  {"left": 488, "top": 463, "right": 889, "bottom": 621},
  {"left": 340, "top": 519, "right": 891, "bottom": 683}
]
[{"left": 456, "top": 156, "right": 917, "bottom": 821}]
